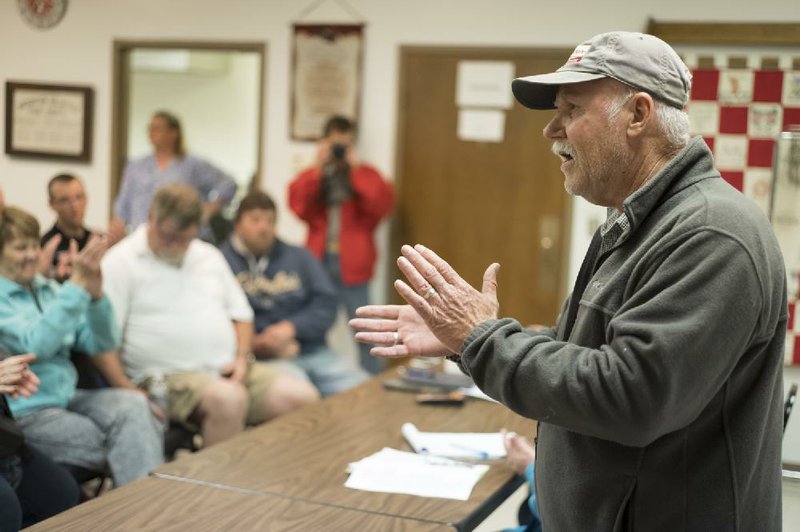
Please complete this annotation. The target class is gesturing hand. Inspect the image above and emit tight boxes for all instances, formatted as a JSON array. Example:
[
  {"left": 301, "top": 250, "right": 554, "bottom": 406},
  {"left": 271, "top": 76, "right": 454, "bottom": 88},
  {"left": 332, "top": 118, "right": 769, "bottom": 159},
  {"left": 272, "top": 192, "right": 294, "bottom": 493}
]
[
  {"left": 38, "top": 234, "right": 62, "bottom": 277},
  {"left": 393, "top": 244, "right": 500, "bottom": 354},
  {"left": 350, "top": 304, "right": 451, "bottom": 358},
  {"left": 69, "top": 234, "right": 109, "bottom": 299}
]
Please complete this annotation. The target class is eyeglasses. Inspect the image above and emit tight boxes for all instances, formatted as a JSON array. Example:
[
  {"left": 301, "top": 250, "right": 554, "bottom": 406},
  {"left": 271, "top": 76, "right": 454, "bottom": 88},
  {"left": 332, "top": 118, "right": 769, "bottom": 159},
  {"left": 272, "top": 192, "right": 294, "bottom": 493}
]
[{"left": 156, "top": 229, "right": 195, "bottom": 247}]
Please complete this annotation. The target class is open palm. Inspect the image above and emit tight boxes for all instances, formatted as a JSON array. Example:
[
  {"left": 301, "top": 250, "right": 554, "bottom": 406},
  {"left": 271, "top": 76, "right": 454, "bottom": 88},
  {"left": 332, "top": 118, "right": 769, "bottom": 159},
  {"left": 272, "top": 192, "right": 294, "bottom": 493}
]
[{"left": 351, "top": 304, "right": 451, "bottom": 358}]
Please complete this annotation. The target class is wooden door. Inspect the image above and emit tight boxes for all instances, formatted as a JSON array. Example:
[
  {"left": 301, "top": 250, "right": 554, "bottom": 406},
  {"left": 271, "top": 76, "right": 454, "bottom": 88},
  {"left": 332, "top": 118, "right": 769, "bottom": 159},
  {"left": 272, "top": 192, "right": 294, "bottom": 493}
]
[{"left": 393, "top": 47, "right": 571, "bottom": 326}]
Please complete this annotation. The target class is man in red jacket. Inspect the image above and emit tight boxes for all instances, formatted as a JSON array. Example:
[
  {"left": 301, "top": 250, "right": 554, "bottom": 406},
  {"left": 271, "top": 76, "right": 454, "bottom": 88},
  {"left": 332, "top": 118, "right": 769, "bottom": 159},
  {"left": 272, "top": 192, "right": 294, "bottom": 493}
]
[{"left": 289, "top": 116, "right": 394, "bottom": 374}]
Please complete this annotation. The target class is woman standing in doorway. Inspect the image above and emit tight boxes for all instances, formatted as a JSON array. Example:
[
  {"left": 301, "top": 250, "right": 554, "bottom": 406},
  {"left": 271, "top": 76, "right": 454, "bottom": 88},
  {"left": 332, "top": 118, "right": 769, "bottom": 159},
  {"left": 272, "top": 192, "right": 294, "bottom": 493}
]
[{"left": 110, "top": 110, "right": 237, "bottom": 243}]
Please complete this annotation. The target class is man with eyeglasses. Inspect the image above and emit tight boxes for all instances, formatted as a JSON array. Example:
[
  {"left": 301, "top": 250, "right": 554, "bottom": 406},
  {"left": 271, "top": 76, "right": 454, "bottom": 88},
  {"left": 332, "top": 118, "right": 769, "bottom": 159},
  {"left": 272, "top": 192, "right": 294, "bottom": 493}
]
[{"left": 97, "top": 184, "right": 318, "bottom": 448}]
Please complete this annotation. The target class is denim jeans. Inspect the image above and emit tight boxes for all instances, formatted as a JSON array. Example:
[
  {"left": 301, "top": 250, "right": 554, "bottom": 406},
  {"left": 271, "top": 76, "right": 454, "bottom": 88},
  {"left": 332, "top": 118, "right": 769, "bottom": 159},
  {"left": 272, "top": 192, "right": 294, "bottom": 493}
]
[
  {"left": 324, "top": 252, "right": 385, "bottom": 375},
  {"left": 0, "top": 446, "right": 80, "bottom": 530},
  {"left": 15, "top": 389, "right": 163, "bottom": 487},
  {"left": 269, "top": 347, "right": 369, "bottom": 397}
]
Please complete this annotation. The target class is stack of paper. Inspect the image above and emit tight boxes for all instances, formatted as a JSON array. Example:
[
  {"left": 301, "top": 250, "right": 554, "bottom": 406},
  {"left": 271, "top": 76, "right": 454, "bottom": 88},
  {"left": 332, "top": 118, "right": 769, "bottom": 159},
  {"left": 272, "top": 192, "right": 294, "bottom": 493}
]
[
  {"left": 401, "top": 423, "right": 507, "bottom": 460},
  {"left": 345, "top": 447, "right": 489, "bottom": 501}
]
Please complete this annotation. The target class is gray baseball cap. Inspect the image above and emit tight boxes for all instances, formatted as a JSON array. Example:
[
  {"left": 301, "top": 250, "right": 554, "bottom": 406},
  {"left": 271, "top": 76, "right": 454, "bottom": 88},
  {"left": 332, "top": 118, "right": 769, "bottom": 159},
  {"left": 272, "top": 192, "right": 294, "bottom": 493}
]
[{"left": 512, "top": 31, "right": 692, "bottom": 110}]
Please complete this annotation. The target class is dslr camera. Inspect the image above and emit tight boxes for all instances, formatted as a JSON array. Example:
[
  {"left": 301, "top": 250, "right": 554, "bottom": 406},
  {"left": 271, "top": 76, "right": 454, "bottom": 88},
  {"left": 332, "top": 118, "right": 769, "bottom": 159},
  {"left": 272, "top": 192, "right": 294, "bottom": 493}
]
[
  {"left": 321, "top": 143, "right": 353, "bottom": 206},
  {"left": 331, "top": 143, "right": 347, "bottom": 160}
]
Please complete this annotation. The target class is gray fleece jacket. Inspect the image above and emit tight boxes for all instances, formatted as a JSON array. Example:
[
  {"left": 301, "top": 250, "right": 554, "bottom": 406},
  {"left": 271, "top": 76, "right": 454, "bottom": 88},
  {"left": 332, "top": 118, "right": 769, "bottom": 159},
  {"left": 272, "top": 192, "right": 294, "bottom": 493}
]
[{"left": 461, "top": 137, "right": 787, "bottom": 531}]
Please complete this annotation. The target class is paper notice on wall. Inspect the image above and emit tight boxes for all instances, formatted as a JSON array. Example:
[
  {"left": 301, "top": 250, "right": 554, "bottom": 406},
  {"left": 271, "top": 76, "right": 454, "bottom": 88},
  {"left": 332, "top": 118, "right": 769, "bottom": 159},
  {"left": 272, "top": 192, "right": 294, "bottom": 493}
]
[
  {"left": 456, "top": 61, "right": 515, "bottom": 109},
  {"left": 457, "top": 109, "right": 505, "bottom": 143}
]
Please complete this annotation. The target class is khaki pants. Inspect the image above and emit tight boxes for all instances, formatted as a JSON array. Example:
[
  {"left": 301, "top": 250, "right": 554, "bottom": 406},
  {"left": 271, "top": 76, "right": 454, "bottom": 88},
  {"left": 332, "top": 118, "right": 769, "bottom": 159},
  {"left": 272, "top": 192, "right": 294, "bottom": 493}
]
[{"left": 163, "top": 361, "right": 279, "bottom": 429}]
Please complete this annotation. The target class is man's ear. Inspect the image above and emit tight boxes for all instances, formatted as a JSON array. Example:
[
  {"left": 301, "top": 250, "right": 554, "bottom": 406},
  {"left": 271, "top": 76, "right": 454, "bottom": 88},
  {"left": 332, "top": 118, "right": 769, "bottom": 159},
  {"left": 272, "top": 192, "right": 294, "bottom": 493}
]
[{"left": 628, "top": 92, "right": 655, "bottom": 137}]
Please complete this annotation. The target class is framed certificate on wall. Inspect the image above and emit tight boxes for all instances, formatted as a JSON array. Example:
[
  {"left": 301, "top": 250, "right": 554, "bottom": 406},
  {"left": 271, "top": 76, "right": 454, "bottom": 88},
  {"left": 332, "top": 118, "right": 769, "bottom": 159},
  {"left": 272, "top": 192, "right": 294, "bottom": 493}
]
[
  {"left": 290, "top": 24, "right": 363, "bottom": 141},
  {"left": 4, "top": 81, "right": 94, "bottom": 162}
]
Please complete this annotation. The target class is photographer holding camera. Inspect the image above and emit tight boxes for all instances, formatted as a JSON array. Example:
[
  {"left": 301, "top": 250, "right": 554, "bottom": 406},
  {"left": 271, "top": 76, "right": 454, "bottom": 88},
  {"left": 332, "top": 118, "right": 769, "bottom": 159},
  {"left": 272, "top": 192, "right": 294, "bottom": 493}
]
[{"left": 289, "top": 116, "right": 394, "bottom": 375}]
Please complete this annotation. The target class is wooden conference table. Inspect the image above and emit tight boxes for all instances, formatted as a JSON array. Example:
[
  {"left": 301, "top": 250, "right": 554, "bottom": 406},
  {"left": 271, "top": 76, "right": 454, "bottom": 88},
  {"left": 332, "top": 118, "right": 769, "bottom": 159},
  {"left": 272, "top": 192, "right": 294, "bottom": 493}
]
[
  {"left": 29, "top": 368, "right": 535, "bottom": 531},
  {"left": 27, "top": 477, "right": 453, "bottom": 532}
]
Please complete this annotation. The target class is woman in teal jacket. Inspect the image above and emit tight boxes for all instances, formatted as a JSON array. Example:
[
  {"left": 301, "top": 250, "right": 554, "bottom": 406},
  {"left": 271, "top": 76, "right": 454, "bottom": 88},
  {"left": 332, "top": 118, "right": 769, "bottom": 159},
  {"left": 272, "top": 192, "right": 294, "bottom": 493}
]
[{"left": 0, "top": 206, "right": 162, "bottom": 488}]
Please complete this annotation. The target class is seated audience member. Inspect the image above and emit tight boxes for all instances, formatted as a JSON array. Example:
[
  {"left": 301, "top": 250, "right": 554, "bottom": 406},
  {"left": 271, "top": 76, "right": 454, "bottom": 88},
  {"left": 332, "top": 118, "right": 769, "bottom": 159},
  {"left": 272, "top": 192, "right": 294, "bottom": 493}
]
[
  {"left": 221, "top": 191, "right": 368, "bottom": 397},
  {"left": 39, "top": 173, "right": 92, "bottom": 282},
  {"left": 0, "top": 206, "right": 163, "bottom": 487},
  {"left": 99, "top": 184, "right": 318, "bottom": 447},
  {"left": 110, "top": 110, "right": 237, "bottom": 244},
  {"left": 1, "top": 352, "right": 80, "bottom": 530},
  {"left": 502, "top": 431, "right": 541, "bottom": 532}
]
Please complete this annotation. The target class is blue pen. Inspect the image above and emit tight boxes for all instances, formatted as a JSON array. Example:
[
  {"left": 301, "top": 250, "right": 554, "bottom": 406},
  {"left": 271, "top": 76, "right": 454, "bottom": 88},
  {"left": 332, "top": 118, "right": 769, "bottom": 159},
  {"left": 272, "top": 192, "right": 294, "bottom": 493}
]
[{"left": 449, "top": 443, "right": 489, "bottom": 459}]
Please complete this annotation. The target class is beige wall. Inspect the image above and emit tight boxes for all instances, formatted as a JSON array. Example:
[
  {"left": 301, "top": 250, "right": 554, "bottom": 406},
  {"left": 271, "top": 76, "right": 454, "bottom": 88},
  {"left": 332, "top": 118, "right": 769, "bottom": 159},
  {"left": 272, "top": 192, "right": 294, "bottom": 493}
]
[
  {"left": 1, "top": 0, "right": 796, "bottom": 259},
  {"left": 128, "top": 51, "right": 261, "bottom": 191}
]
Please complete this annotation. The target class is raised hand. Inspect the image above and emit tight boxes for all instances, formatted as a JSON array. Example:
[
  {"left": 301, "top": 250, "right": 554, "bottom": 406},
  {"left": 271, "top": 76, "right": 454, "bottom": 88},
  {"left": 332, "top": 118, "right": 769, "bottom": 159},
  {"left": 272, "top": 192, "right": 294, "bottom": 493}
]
[
  {"left": 394, "top": 244, "right": 500, "bottom": 354},
  {"left": 314, "top": 140, "right": 332, "bottom": 168},
  {"left": 54, "top": 239, "right": 74, "bottom": 281},
  {"left": 350, "top": 304, "right": 451, "bottom": 358},
  {"left": 69, "top": 234, "right": 109, "bottom": 299},
  {"left": 38, "top": 234, "right": 62, "bottom": 277}
]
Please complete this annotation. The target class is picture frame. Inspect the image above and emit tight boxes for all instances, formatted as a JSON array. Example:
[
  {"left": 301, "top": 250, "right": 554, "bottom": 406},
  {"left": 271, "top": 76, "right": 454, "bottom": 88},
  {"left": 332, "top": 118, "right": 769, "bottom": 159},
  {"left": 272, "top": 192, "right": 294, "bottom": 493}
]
[
  {"left": 4, "top": 81, "right": 94, "bottom": 162},
  {"left": 290, "top": 24, "right": 364, "bottom": 141}
]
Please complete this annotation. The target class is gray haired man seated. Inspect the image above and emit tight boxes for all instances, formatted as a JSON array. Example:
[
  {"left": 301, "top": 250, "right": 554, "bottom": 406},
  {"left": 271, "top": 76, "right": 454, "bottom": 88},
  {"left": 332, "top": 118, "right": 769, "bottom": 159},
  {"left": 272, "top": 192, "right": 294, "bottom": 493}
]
[{"left": 97, "top": 184, "right": 319, "bottom": 448}]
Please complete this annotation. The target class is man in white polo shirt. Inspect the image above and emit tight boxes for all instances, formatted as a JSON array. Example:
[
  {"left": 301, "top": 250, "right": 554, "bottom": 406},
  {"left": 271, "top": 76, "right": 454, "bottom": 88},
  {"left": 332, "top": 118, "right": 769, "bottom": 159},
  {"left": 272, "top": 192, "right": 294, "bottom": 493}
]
[{"left": 97, "top": 184, "right": 319, "bottom": 447}]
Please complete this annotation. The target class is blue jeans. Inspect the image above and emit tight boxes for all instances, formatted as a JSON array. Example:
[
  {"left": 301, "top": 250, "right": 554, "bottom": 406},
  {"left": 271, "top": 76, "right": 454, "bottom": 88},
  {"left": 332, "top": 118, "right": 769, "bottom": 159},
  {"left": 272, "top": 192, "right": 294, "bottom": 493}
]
[
  {"left": 0, "top": 446, "right": 80, "bottom": 530},
  {"left": 268, "top": 347, "right": 369, "bottom": 397},
  {"left": 15, "top": 389, "right": 163, "bottom": 487},
  {"left": 324, "top": 252, "right": 385, "bottom": 375}
]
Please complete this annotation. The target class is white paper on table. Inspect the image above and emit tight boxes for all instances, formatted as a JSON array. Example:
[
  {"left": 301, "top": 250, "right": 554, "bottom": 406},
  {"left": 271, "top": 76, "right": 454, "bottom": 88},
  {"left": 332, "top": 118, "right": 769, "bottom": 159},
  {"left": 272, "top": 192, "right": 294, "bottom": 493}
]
[
  {"left": 346, "top": 448, "right": 489, "bottom": 501},
  {"left": 401, "top": 423, "right": 506, "bottom": 460}
]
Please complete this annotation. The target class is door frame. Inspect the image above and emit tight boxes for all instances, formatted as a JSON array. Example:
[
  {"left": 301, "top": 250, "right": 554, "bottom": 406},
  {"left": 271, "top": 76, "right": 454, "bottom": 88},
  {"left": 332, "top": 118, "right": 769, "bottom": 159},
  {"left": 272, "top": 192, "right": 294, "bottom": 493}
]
[
  {"left": 393, "top": 45, "right": 574, "bottom": 306},
  {"left": 109, "top": 39, "right": 267, "bottom": 210}
]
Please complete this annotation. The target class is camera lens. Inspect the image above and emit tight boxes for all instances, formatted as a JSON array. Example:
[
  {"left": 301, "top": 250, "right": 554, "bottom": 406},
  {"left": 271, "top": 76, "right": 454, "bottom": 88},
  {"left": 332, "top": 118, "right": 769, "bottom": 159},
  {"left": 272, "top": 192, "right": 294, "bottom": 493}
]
[{"left": 331, "top": 143, "right": 346, "bottom": 159}]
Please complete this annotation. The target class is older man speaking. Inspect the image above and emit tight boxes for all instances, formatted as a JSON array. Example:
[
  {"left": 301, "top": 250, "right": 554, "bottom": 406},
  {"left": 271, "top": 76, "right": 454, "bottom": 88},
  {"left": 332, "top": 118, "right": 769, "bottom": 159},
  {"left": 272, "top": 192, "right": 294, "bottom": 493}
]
[{"left": 351, "top": 32, "right": 786, "bottom": 531}]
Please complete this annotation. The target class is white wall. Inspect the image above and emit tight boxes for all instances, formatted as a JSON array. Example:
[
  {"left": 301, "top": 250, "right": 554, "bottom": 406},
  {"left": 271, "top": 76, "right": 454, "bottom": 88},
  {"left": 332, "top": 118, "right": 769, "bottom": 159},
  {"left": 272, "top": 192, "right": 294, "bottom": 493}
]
[
  {"left": 128, "top": 50, "right": 261, "bottom": 191},
  {"left": 1, "top": 0, "right": 799, "bottom": 458},
  {"left": 2, "top": 0, "right": 797, "bottom": 286}
]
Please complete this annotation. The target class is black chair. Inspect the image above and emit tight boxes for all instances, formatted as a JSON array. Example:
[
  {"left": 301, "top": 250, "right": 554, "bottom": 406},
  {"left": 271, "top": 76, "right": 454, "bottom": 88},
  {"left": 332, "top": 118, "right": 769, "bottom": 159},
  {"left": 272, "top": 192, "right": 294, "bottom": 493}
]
[
  {"left": 63, "top": 463, "right": 111, "bottom": 500},
  {"left": 163, "top": 422, "right": 199, "bottom": 460}
]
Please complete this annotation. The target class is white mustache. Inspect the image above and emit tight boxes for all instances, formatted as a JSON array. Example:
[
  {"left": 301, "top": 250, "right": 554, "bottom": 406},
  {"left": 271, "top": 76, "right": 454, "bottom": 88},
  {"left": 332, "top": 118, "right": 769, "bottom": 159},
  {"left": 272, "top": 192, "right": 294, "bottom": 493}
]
[{"left": 551, "top": 141, "right": 575, "bottom": 159}]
